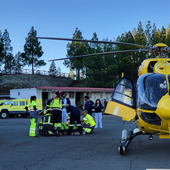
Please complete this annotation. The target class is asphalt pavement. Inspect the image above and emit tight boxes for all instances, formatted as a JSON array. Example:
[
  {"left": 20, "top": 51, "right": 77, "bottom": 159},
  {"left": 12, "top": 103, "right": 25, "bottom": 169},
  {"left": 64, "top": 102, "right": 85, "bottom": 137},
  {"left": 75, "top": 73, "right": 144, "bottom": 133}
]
[{"left": 0, "top": 115, "right": 170, "bottom": 170}]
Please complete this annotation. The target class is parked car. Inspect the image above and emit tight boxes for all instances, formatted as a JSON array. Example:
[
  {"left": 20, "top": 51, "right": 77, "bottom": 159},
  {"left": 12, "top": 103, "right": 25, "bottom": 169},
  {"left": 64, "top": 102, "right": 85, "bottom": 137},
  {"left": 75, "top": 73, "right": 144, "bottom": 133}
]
[{"left": 0, "top": 98, "right": 42, "bottom": 119}]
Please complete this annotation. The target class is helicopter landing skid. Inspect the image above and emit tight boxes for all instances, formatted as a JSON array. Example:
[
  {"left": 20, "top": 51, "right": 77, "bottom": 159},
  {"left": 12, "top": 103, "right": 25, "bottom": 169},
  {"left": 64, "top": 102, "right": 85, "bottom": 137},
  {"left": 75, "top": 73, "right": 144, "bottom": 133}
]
[{"left": 118, "top": 131, "right": 143, "bottom": 154}]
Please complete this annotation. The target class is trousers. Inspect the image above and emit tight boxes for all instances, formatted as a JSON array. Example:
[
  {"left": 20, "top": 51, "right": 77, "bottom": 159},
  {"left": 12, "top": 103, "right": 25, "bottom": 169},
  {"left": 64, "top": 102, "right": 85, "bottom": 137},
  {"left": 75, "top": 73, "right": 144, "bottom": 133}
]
[
  {"left": 67, "top": 113, "right": 82, "bottom": 135},
  {"left": 29, "top": 111, "right": 38, "bottom": 137},
  {"left": 42, "top": 124, "right": 55, "bottom": 136},
  {"left": 83, "top": 125, "right": 94, "bottom": 134},
  {"left": 95, "top": 112, "right": 102, "bottom": 128},
  {"left": 52, "top": 110, "right": 62, "bottom": 128},
  {"left": 61, "top": 109, "right": 68, "bottom": 123}
]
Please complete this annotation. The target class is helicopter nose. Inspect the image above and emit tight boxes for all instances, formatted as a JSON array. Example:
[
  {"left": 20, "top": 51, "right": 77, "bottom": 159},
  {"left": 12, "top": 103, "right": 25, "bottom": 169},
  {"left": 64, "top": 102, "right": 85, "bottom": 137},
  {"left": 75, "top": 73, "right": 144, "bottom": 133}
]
[{"left": 156, "top": 95, "right": 170, "bottom": 119}]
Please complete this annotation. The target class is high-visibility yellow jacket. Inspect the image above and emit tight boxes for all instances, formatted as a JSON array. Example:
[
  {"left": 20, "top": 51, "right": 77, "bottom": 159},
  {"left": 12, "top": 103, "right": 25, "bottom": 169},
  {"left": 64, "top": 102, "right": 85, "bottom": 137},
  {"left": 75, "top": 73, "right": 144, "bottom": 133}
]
[
  {"left": 83, "top": 114, "right": 96, "bottom": 127},
  {"left": 28, "top": 101, "right": 38, "bottom": 112},
  {"left": 46, "top": 98, "right": 64, "bottom": 109},
  {"left": 39, "top": 113, "right": 53, "bottom": 125}
]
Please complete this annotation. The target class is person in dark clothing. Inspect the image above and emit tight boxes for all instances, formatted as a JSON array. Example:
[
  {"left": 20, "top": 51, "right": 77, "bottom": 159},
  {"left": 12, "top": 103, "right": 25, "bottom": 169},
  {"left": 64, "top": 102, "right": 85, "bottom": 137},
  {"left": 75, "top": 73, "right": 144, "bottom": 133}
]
[
  {"left": 84, "top": 96, "right": 95, "bottom": 116},
  {"left": 94, "top": 99, "right": 103, "bottom": 128},
  {"left": 65, "top": 105, "right": 82, "bottom": 135}
]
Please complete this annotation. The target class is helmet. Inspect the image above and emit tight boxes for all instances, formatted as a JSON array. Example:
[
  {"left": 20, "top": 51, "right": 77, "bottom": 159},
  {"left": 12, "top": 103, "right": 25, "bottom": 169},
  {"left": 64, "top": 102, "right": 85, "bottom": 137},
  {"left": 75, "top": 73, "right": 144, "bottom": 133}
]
[
  {"left": 57, "top": 90, "right": 61, "bottom": 94},
  {"left": 43, "top": 110, "right": 47, "bottom": 115},
  {"left": 55, "top": 90, "right": 61, "bottom": 96},
  {"left": 44, "top": 108, "right": 52, "bottom": 115},
  {"left": 55, "top": 92, "right": 60, "bottom": 95}
]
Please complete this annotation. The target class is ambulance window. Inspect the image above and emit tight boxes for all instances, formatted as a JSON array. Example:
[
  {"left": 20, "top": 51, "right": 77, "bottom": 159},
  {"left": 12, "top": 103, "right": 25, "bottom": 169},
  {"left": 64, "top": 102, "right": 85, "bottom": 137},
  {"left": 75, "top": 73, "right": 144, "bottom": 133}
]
[
  {"left": 20, "top": 101, "right": 25, "bottom": 106},
  {"left": 13, "top": 101, "right": 18, "bottom": 106},
  {"left": 3, "top": 101, "right": 12, "bottom": 105}
]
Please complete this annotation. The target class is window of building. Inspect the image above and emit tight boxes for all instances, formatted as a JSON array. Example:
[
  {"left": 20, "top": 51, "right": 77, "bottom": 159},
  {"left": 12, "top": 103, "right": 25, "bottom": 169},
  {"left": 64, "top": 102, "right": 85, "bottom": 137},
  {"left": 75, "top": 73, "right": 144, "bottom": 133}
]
[{"left": 68, "top": 92, "right": 74, "bottom": 98}]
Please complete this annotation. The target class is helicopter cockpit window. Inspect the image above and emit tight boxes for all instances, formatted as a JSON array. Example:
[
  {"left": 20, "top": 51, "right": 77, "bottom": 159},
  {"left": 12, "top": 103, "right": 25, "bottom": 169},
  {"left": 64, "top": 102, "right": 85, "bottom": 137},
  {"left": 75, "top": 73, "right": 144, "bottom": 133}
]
[
  {"left": 147, "top": 61, "right": 157, "bottom": 73},
  {"left": 168, "top": 75, "right": 170, "bottom": 88},
  {"left": 111, "top": 79, "right": 134, "bottom": 107},
  {"left": 144, "top": 74, "right": 167, "bottom": 106}
]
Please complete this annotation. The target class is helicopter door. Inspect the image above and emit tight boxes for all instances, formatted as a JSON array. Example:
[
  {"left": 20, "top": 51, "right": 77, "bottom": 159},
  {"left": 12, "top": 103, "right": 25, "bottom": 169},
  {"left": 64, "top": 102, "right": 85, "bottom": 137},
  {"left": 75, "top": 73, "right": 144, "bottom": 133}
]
[{"left": 105, "top": 77, "right": 136, "bottom": 121}]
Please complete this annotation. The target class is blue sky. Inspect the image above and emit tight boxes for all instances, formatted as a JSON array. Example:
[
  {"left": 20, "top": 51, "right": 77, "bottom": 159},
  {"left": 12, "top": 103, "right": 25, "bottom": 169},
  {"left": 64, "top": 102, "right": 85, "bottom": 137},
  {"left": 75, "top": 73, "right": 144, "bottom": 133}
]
[{"left": 1, "top": 0, "right": 170, "bottom": 73}]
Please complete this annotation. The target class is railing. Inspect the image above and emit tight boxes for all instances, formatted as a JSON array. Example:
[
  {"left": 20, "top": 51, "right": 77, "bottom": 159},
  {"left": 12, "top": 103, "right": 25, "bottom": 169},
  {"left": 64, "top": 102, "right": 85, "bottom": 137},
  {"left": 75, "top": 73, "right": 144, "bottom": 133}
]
[{"left": 0, "top": 69, "right": 69, "bottom": 77}]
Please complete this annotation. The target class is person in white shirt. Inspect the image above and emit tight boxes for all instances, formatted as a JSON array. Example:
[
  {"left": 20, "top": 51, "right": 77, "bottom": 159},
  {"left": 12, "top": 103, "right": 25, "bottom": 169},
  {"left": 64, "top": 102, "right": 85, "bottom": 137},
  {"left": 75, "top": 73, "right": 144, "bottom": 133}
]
[{"left": 61, "top": 92, "right": 71, "bottom": 123}]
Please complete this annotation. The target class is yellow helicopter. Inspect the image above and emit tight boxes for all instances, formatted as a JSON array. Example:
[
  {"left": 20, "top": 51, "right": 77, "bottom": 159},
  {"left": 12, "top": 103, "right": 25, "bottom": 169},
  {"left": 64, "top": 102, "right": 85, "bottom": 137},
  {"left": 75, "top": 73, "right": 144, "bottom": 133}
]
[{"left": 37, "top": 37, "right": 170, "bottom": 154}]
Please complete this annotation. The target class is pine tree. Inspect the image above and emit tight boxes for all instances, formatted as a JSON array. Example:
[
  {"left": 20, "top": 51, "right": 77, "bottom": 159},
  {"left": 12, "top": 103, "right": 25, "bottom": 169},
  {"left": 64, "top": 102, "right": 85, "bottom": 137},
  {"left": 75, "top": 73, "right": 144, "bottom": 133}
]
[
  {"left": 2, "top": 29, "right": 13, "bottom": 73},
  {"left": 90, "top": 32, "right": 98, "bottom": 49},
  {"left": 82, "top": 32, "right": 118, "bottom": 87},
  {"left": 0, "top": 30, "right": 3, "bottom": 68},
  {"left": 6, "top": 53, "right": 15, "bottom": 74},
  {"left": 165, "top": 29, "right": 170, "bottom": 46},
  {"left": 134, "top": 21, "right": 146, "bottom": 45},
  {"left": 115, "top": 31, "right": 138, "bottom": 81},
  {"left": 165, "top": 29, "right": 170, "bottom": 58},
  {"left": 160, "top": 26, "right": 166, "bottom": 43},
  {"left": 154, "top": 29, "right": 161, "bottom": 44},
  {"left": 150, "top": 23, "right": 157, "bottom": 46},
  {"left": 145, "top": 20, "right": 152, "bottom": 46},
  {"left": 83, "top": 32, "right": 105, "bottom": 87},
  {"left": 166, "top": 23, "right": 170, "bottom": 37},
  {"left": 13, "top": 51, "right": 24, "bottom": 74},
  {"left": 22, "top": 27, "right": 46, "bottom": 74},
  {"left": 57, "top": 67, "right": 61, "bottom": 76},
  {"left": 64, "top": 28, "right": 88, "bottom": 79},
  {"left": 49, "top": 61, "right": 57, "bottom": 76}
]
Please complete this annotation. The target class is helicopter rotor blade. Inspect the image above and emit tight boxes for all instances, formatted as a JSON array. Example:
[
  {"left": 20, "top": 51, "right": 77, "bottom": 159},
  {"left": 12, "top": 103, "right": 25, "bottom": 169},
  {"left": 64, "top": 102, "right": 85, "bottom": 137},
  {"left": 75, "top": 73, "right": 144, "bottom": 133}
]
[
  {"left": 48, "top": 49, "right": 149, "bottom": 61},
  {"left": 37, "top": 37, "right": 149, "bottom": 49}
]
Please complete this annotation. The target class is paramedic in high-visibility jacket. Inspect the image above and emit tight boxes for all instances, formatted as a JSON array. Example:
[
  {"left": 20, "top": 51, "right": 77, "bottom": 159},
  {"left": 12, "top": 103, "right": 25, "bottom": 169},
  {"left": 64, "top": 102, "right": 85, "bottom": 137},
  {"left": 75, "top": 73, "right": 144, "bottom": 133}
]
[
  {"left": 25, "top": 95, "right": 38, "bottom": 137},
  {"left": 46, "top": 91, "right": 64, "bottom": 137},
  {"left": 82, "top": 110, "right": 96, "bottom": 134},
  {"left": 38, "top": 109, "right": 56, "bottom": 136}
]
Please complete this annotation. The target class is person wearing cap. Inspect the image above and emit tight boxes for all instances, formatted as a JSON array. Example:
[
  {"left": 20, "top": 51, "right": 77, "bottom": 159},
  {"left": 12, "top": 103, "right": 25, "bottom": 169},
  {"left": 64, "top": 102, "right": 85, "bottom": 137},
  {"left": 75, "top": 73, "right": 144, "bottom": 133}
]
[
  {"left": 61, "top": 91, "right": 71, "bottom": 123},
  {"left": 46, "top": 91, "right": 64, "bottom": 137},
  {"left": 84, "top": 96, "right": 95, "bottom": 116},
  {"left": 65, "top": 105, "right": 82, "bottom": 135},
  {"left": 25, "top": 95, "right": 38, "bottom": 137},
  {"left": 82, "top": 110, "right": 96, "bottom": 134}
]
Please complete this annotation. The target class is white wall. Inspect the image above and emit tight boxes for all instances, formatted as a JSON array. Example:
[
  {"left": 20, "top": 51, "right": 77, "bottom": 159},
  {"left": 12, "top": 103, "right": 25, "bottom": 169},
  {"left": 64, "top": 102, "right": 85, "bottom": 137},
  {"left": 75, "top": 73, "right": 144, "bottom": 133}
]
[
  {"left": 46, "top": 91, "right": 76, "bottom": 106},
  {"left": 10, "top": 88, "right": 112, "bottom": 107},
  {"left": 91, "top": 92, "right": 112, "bottom": 101},
  {"left": 10, "top": 88, "right": 38, "bottom": 99},
  {"left": 85, "top": 92, "right": 112, "bottom": 108},
  {"left": 37, "top": 89, "right": 42, "bottom": 98},
  {"left": 70, "top": 99, "right": 75, "bottom": 106}
]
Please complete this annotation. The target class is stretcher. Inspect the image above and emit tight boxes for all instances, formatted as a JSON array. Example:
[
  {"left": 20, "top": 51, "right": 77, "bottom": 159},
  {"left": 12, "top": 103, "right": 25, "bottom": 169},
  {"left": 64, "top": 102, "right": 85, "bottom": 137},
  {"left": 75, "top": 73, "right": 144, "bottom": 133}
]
[{"left": 38, "top": 122, "right": 85, "bottom": 136}]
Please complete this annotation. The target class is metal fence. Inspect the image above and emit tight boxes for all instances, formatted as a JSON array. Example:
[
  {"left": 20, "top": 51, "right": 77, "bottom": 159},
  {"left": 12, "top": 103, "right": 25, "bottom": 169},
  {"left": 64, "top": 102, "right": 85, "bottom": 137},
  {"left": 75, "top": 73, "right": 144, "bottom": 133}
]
[{"left": 0, "top": 69, "right": 69, "bottom": 77}]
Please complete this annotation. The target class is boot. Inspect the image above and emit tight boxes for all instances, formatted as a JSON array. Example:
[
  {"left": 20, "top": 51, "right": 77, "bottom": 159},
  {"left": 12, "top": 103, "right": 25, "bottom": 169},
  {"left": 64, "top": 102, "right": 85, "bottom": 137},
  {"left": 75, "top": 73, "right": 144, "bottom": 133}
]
[
  {"left": 78, "top": 126, "right": 82, "bottom": 135},
  {"left": 67, "top": 126, "right": 73, "bottom": 135},
  {"left": 56, "top": 127, "right": 60, "bottom": 137}
]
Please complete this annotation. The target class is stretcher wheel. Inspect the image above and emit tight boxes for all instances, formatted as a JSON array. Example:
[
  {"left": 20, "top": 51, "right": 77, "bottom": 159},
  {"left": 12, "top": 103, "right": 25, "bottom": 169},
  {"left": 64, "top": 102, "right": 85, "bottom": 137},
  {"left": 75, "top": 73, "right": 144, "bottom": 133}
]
[{"left": 119, "top": 146, "right": 126, "bottom": 155}]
